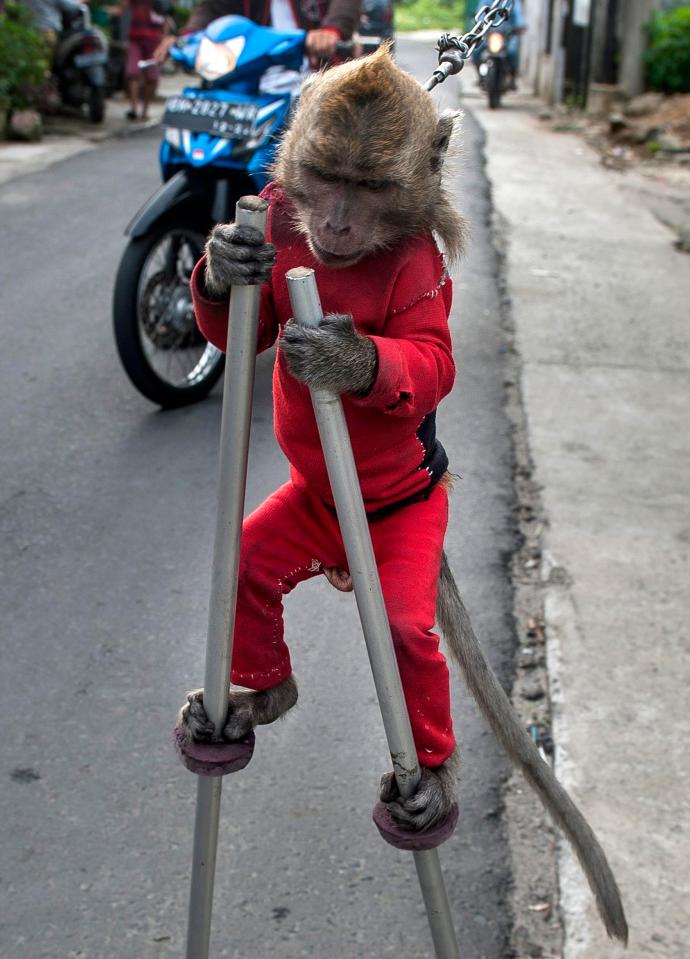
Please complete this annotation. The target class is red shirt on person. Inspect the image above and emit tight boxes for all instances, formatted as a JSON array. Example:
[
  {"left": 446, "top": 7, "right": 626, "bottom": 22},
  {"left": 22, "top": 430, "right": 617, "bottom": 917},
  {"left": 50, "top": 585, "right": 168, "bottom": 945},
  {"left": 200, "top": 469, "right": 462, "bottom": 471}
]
[{"left": 128, "top": 0, "right": 166, "bottom": 41}]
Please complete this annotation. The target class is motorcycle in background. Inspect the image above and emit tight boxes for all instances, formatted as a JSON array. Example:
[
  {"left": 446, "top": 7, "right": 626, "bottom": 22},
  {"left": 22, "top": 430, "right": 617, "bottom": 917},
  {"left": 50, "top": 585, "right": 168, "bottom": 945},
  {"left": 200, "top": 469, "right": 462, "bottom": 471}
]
[
  {"left": 54, "top": 3, "right": 109, "bottom": 122},
  {"left": 476, "top": 27, "right": 524, "bottom": 110},
  {"left": 476, "top": 27, "right": 520, "bottom": 109},
  {"left": 113, "top": 15, "right": 353, "bottom": 407},
  {"left": 358, "top": 0, "right": 394, "bottom": 52}
]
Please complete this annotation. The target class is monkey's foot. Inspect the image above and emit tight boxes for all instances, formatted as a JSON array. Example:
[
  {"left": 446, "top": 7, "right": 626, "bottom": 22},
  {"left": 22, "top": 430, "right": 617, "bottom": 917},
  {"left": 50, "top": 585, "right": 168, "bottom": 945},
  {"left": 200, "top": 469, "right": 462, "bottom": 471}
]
[
  {"left": 174, "top": 676, "right": 298, "bottom": 775},
  {"left": 372, "top": 798, "right": 458, "bottom": 851},
  {"left": 374, "top": 754, "right": 459, "bottom": 848},
  {"left": 180, "top": 676, "right": 298, "bottom": 743}
]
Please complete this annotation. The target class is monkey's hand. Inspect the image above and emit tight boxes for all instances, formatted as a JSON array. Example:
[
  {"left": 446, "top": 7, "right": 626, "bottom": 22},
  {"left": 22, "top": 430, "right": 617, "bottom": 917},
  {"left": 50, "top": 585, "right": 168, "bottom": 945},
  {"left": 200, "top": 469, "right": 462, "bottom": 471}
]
[
  {"left": 281, "top": 313, "right": 377, "bottom": 396},
  {"left": 203, "top": 223, "right": 276, "bottom": 298},
  {"left": 180, "top": 676, "right": 298, "bottom": 743},
  {"left": 379, "top": 753, "right": 458, "bottom": 832}
]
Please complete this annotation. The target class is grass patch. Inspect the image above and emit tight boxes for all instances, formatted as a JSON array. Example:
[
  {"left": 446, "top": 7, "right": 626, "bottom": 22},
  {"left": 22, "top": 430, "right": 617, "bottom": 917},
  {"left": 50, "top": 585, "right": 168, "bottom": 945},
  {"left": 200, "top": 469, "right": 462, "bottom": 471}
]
[{"left": 395, "top": 0, "right": 467, "bottom": 33}]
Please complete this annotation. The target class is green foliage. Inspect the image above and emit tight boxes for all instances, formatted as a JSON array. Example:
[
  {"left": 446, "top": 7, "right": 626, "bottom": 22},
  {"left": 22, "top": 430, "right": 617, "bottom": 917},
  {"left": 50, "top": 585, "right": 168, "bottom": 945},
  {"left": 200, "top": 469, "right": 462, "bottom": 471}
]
[
  {"left": 0, "top": 1, "right": 51, "bottom": 110},
  {"left": 90, "top": 4, "right": 114, "bottom": 30},
  {"left": 645, "top": 5, "right": 690, "bottom": 93},
  {"left": 395, "top": 0, "right": 466, "bottom": 33},
  {"left": 172, "top": 4, "right": 190, "bottom": 30}
]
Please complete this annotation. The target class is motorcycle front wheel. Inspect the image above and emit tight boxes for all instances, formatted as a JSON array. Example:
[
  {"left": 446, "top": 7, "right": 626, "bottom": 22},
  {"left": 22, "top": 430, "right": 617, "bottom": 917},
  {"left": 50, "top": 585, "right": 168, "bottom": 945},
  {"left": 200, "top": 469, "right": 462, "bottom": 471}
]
[
  {"left": 487, "top": 61, "right": 502, "bottom": 109},
  {"left": 113, "top": 216, "right": 225, "bottom": 407}
]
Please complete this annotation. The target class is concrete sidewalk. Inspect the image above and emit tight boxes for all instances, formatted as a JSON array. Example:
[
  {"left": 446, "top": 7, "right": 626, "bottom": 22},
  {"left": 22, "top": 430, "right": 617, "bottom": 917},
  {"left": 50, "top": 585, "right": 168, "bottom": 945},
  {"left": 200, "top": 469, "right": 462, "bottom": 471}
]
[
  {"left": 469, "top": 89, "right": 690, "bottom": 958},
  {"left": 0, "top": 70, "right": 185, "bottom": 186}
]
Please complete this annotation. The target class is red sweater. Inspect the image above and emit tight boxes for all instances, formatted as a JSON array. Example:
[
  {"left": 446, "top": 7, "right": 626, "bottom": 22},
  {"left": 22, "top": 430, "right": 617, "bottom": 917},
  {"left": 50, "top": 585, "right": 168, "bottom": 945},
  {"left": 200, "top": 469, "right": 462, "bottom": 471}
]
[{"left": 192, "top": 184, "right": 456, "bottom": 513}]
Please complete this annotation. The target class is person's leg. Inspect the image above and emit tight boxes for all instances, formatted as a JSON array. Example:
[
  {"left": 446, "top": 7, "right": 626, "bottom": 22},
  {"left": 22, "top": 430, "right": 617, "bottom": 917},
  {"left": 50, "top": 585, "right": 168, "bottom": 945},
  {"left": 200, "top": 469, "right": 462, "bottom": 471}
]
[
  {"left": 126, "top": 77, "right": 139, "bottom": 118},
  {"left": 370, "top": 484, "right": 455, "bottom": 767},
  {"left": 140, "top": 76, "right": 156, "bottom": 119},
  {"left": 125, "top": 39, "right": 142, "bottom": 117},
  {"left": 139, "top": 41, "right": 160, "bottom": 119}
]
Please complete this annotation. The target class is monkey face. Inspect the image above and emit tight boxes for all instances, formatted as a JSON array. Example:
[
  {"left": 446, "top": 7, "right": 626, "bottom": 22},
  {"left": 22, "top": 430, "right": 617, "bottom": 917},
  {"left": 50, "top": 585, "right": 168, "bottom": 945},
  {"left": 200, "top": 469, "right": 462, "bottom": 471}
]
[
  {"left": 273, "top": 47, "right": 466, "bottom": 266},
  {"left": 293, "top": 161, "right": 402, "bottom": 267}
]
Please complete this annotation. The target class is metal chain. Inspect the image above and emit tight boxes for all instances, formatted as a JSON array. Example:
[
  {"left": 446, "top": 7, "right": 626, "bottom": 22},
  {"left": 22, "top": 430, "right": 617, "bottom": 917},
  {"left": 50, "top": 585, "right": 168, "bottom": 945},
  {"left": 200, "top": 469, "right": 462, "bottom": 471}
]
[
  {"left": 425, "top": 0, "right": 514, "bottom": 90},
  {"left": 439, "top": 0, "right": 513, "bottom": 61}
]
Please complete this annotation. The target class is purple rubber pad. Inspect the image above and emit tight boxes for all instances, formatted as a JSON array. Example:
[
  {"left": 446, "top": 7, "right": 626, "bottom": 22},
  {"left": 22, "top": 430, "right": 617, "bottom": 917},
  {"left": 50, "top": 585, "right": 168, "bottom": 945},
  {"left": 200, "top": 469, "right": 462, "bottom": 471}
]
[
  {"left": 173, "top": 722, "right": 255, "bottom": 777},
  {"left": 372, "top": 800, "right": 459, "bottom": 851}
]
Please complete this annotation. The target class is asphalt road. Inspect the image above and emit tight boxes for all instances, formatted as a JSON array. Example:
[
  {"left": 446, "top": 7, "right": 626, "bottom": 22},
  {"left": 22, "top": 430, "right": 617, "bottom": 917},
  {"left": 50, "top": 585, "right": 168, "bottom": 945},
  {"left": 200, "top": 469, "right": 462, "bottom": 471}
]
[{"left": 0, "top": 38, "right": 519, "bottom": 959}]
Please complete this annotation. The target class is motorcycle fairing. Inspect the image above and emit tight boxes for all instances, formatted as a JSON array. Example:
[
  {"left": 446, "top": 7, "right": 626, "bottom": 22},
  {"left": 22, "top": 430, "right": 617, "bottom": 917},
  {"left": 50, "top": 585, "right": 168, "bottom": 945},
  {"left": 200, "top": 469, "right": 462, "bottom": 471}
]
[
  {"left": 54, "top": 27, "right": 109, "bottom": 69},
  {"left": 172, "top": 15, "right": 305, "bottom": 86},
  {"left": 125, "top": 171, "right": 201, "bottom": 238},
  {"left": 161, "top": 91, "right": 289, "bottom": 181}
]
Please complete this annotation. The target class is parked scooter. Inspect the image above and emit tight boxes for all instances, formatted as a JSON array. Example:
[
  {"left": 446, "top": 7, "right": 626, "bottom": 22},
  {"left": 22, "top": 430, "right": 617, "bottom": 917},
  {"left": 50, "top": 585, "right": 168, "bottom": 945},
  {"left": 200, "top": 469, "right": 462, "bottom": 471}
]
[
  {"left": 476, "top": 27, "right": 517, "bottom": 109},
  {"left": 54, "top": 3, "right": 109, "bottom": 122}
]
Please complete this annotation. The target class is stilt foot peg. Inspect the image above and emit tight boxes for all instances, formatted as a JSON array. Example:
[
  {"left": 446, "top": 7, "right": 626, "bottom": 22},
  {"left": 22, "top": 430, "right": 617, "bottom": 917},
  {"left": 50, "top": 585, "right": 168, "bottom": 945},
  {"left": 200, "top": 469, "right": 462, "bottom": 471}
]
[
  {"left": 173, "top": 723, "right": 255, "bottom": 776},
  {"left": 372, "top": 801, "right": 459, "bottom": 850}
]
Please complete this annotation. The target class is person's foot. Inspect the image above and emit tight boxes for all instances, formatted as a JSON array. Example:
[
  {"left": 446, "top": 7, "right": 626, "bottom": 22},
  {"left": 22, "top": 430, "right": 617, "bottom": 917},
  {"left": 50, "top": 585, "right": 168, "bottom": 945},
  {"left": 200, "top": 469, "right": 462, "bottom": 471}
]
[{"left": 126, "top": 109, "right": 137, "bottom": 120}]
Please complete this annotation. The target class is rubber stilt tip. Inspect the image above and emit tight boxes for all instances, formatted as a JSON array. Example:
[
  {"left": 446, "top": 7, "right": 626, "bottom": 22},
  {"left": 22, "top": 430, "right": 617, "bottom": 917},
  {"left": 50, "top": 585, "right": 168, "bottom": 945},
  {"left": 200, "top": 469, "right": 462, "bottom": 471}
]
[
  {"left": 173, "top": 723, "right": 254, "bottom": 776},
  {"left": 372, "top": 801, "right": 459, "bottom": 851}
]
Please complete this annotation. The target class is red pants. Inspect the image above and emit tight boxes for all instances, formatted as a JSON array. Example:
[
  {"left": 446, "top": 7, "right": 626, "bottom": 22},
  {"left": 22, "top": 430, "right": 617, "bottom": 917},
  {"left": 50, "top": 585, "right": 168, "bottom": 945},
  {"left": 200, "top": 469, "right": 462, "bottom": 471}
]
[
  {"left": 126, "top": 37, "right": 161, "bottom": 81},
  {"left": 231, "top": 481, "right": 456, "bottom": 766}
]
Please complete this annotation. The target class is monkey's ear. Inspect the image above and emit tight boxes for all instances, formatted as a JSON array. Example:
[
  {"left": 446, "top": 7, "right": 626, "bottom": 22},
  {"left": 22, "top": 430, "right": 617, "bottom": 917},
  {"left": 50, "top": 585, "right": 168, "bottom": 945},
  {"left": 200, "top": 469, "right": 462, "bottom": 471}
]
[{"left": 430, "top": 111, "right": 458, "bottom": 172}]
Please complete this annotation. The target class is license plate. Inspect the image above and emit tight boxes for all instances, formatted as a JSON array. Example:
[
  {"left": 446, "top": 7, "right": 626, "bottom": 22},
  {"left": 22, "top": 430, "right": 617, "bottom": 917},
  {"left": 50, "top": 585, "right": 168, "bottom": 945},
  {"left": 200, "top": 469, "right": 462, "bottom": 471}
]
[
  {"left": 163, "top": 96, "right": 258, "bottom": 140},
  {"left": 74, "top": 51, "right": 107, "bottom": 67}
]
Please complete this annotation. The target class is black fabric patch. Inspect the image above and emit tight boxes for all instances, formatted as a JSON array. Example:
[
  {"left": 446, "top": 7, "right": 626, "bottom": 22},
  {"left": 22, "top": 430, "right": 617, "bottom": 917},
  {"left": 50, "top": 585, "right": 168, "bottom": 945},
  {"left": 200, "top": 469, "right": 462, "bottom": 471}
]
[
  {"left": 321, "top": 412, "right": 449, "bottom": 523},
  {"left": 417, "top": 412, "right": 448, "bottom": 487}
]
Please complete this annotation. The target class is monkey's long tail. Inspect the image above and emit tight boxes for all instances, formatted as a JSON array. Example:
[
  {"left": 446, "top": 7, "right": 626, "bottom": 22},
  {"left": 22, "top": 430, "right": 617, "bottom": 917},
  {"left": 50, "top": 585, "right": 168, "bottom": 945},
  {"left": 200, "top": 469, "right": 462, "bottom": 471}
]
[{"left": 436, "top": 552, "right": 628, "bottom": 944}]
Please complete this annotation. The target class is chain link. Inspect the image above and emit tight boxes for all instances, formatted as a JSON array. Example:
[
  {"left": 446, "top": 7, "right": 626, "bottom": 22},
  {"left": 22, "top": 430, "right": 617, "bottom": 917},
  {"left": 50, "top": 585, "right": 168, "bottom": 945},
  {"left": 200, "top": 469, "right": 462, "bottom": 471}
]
[{"left": 426, "top": 0, "right": 513, "bottom": 88}]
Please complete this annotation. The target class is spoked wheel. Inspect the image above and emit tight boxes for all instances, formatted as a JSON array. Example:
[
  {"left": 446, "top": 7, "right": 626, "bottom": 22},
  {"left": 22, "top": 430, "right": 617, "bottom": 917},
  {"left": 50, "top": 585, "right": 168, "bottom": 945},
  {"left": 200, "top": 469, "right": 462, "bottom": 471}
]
[{"left": 113, "top": 217, "right": 225, "bottom": 407}]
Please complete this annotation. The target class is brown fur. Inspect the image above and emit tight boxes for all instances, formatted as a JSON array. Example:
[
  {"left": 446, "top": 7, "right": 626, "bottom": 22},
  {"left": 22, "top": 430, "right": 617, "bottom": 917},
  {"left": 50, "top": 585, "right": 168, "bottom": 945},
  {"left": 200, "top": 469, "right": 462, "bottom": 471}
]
[
  {"left": 181, "top": 675, "right": 298, "bottom": 742},
  {"left": 274, "top": 46, "right": 467, "bottom": 264},
  {"left": 436, "top": 555, "right": 628, "bottom": 943},
  {"left": 282, "top": 312, "right": 377, "bottom": 395}
]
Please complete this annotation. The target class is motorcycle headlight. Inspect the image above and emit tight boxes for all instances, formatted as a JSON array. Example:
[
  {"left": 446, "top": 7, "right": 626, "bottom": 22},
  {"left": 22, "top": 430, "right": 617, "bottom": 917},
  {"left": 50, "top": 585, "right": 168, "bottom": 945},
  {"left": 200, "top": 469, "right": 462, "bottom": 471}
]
[
  {"left": 195, "top": 36, "right": 245, "bottom": 82},
  {"left": 487, "top": 31, "right": 505, "bottom": 54}
]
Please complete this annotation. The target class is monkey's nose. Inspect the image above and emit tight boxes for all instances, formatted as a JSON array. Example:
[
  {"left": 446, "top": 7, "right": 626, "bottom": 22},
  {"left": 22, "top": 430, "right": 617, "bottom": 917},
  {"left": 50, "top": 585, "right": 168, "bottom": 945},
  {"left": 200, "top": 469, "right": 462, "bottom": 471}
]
[{"left": 326, "top": 221, "right": 351, "bottom": 236}]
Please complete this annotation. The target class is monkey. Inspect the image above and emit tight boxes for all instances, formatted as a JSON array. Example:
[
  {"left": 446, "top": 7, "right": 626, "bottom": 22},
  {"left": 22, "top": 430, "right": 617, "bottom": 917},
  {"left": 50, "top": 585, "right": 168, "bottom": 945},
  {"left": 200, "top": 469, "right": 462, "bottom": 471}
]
[{"left": 181, "top": 46, "right": 628, "bottom": 944}]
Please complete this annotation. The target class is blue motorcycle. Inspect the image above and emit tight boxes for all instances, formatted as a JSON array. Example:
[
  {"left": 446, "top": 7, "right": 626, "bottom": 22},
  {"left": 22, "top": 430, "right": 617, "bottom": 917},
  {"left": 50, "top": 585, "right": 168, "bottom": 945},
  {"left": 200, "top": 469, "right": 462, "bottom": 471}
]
[{"left": 113, "top": 16, "right": 327, "bottom": 407}]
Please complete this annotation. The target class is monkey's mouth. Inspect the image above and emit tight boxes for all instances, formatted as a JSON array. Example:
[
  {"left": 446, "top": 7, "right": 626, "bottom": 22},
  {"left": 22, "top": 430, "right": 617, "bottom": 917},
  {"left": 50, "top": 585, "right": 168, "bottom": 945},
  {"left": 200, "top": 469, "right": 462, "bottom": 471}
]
[{"left": 309, "top": 238, "right": 361, "bottom": 268}]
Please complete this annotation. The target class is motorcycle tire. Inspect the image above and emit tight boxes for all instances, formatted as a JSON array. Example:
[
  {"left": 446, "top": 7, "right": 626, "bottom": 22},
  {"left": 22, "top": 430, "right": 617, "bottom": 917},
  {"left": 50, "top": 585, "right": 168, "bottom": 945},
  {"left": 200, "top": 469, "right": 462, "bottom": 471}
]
[
  {"left": 113, "top": 216, "right": 225, "bottom": 408},
  {"left": 89, "top": 85, "right": 105, "bottom": 123},
  {"left": 487, "top": 63, "right": 502, "bottom": 109}
]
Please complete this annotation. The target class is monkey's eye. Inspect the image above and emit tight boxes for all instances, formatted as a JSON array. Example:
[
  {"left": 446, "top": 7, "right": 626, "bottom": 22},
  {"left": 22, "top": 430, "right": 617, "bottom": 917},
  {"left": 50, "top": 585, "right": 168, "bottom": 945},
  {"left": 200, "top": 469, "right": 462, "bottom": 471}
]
[
  {"left": 358, "top": 178, "right": 388, "bottom": 192},
  {"left": 310, "top": 166, "right": 339, "bottom": 184}
]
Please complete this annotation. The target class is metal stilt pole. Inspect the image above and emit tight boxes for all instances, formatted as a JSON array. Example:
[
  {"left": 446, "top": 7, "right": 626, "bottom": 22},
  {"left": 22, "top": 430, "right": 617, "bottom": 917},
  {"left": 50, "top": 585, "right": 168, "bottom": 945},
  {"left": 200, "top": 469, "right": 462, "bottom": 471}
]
[
  {"left": 184, "top": 196, "right": 268, "bottom": 959},
  {"left": 286, "top": 268, "right": 461, "bottom": 959}
]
